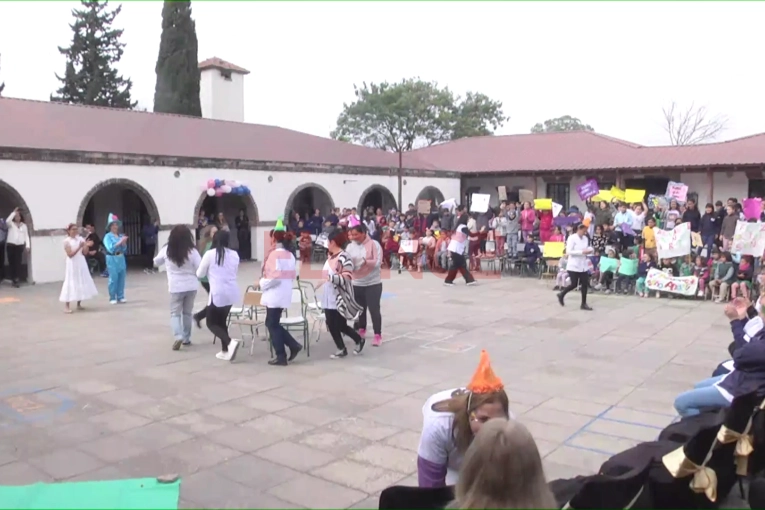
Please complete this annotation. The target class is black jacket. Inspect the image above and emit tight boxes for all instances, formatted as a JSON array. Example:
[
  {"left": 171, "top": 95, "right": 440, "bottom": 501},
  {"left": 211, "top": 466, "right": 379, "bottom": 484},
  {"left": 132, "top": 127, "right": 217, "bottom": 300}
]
[
  {"left": 719, "top": 321, "right": 765, "bottom": 399},
  {"left": 700, "top": 213, "right": 719, "bottom": 237},
  {"left": 682, "top": 208, "right": 702, "bottom": 232}
]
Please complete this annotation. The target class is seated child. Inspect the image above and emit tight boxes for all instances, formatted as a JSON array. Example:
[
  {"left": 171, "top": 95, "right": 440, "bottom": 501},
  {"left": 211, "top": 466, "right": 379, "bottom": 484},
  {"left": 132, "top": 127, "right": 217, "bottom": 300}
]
[
  {"left": 731, "top": 255, "right": 755, "bottom": 300},
  {"left": 419, "top": 229, "right": 436, "bottom": 272},
  {"left": 656, "top": 257, "right": 678, "bottom": 298},
  {"left": 615, "top": 250, "right": 638, "bottom": 294},
  {"left": 549, "top": 226, "right": 564, "bottom": 243},
  {"left": 523, "top": 235, "right": 541, "bottom": 275},
  {"left": 710, "top": 252, "right": 736, "bottom": 303},
  {"left": 436, "top": 233, "right": 450, "bottom": 271},
  {"left": 636, "top": 253, "right": 655, "bottom": 297},
  {"left": 679, "top": 255, "right": 694, "bottom": 277},
  {"left": 595, "top": 248, "right": 618, "bottom": 292},
  {"left": 383, "top": 230, "right": 400, "bottom": 269},
  {"left": 553, "top": 254, "right": 569, "bottom": 291},
  {"left": 694, "top": 255, "right": 710, "bottom": 298},
  {"left": 298, "top": 230, "right": 312, "bottom": 263}
]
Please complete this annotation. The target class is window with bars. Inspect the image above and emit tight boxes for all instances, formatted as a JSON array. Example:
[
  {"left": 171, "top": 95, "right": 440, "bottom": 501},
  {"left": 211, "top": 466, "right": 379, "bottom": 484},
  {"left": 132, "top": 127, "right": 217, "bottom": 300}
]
[{"left": 546, "top": 183, "right": 570, "bottom": 210}]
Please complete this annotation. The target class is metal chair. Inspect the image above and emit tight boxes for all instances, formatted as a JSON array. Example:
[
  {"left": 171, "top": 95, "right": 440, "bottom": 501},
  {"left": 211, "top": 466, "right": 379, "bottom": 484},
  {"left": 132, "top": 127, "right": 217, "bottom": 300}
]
[
  {"left": 297, "top": 278, "right": 326, "bottom": 343},
  {"left": 228, "top": 291, "right": 267, "bottom": 356},
  {"left": 279, "top": 288, "right": 310, "bottom": 357}
]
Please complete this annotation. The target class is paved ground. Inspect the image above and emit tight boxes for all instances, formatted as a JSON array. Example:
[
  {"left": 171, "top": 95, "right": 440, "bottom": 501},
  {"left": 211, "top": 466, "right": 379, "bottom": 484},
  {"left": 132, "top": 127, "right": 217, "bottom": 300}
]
[{"left": 0, "top": 263, "right": 732, "bottom": 508}]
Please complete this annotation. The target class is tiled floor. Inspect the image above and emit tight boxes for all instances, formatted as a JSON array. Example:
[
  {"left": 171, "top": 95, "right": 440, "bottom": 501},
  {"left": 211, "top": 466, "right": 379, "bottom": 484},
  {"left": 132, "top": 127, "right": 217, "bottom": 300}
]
[{"left": 0, "top": 264, "right": 732, "bottom": 508}]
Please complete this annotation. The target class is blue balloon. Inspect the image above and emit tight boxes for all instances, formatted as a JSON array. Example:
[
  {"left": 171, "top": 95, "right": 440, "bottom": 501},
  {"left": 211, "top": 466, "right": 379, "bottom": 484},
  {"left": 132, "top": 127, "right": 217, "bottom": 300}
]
[
  {"left": 242, "top": 186, "right": 250, "bottom": 194},
  {"left": 215, "top": 179, "right": 222, "bottom": 188}
]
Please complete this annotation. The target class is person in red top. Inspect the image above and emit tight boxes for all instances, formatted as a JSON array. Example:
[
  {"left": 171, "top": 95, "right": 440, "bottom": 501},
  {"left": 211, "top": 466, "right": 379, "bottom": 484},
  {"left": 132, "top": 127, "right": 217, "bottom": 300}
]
[
  {"left": 538, "top": 210, "right": 553, "bottom": 243},
  {"left": 520, "top": 202, "right": 536, "bottom": 243}
]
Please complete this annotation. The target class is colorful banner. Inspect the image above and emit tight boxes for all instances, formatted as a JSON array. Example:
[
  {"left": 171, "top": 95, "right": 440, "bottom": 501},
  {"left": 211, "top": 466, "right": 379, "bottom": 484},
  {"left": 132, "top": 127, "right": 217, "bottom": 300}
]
[
  {"left": 534, "top": 198, "right": 553, "bottom": 210},
  {"left": 731, "top": 221, "right": 765, "bottom": 256},
  {"left": 646, "top": 268, "right": 698, "bottom": 296},
  {"left": 655, "top": 222, "right": 692, "bottom": 259},
  {"left": 743, "top": 198, "right": 762, "bottom": 220},
  {"left": 666, "top": 181, "right": 688, "bottom": 203},
  {"left": 577, "top": 179, "right": 600, "bottom": 201},
  {"left": 625, "top": 189, "right": 646, "bottom": 203},
  {"left": 542, "top": 241, "right": 564, "bottom": 258}
]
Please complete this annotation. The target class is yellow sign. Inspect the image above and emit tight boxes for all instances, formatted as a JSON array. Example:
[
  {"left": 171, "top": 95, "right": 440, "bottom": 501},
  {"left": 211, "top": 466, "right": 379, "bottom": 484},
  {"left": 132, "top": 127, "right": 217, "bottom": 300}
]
[
  {"left": 592, "top": 190, "right": 613, "bottom": 202},
  {"left": 625, "top": 189, "right": 646, "bottom": 203},
  {"left": 534, "top": 198, "right": 553, "bottom": 210},
  {"left": 610, "top": 187, "right": 626, "bottom": 201},
  {"left": 543, "top": 241, "right": 565, "bottom": 258}
]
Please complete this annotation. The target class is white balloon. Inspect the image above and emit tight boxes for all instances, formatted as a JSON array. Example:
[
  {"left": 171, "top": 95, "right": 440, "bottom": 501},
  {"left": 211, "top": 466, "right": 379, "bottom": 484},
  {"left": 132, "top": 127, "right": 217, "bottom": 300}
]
[
  {"left": 220, "top": 185, "right": 232, "bottom": 193},
  {"left": 206, "top": 188, "right": 216, "bottom": 197}
]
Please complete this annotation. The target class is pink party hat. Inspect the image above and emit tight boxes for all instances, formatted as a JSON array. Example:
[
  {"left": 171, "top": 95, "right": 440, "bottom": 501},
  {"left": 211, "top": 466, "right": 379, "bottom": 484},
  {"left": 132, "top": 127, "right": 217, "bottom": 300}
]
[{"left": 349, "top": 215, "right": 361, "bottom": 227}]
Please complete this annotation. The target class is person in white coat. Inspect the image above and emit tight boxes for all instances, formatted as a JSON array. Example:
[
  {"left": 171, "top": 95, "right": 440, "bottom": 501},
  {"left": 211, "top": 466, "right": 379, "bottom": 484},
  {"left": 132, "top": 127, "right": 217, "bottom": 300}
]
[
  {"left": 556, "top": 223, "right": 594, "bottom": 311},
  {"left": 259, "top": 229, "right": 302, "bottom": 366},
  {"left": 6, "top": 207, "right": 30, "bottom": 288}
]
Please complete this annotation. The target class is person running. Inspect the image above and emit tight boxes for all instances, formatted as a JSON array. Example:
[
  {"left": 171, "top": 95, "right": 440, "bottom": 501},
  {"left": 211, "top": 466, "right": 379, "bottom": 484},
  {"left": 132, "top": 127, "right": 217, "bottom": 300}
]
[
  {"left": 347, "top": 221, "right": 384, "bottom": 346},
  {"left": 556, "top": 223, "right": 593, "bottom": 311},
  {"left": 444, "top": 223, "right": 476, "bottom": 286},
  {"left": 196, "top": 230, "right": 241, "bottom": 362},
  {"left": 154, "top": 225, "right": 201, "bottom": 351}
]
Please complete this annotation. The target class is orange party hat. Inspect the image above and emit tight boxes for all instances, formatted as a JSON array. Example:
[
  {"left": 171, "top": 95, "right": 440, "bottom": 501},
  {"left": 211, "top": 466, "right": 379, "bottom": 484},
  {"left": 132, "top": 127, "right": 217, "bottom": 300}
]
[{"left": 466, "top": 350, "right": 504, "bottom": 394}]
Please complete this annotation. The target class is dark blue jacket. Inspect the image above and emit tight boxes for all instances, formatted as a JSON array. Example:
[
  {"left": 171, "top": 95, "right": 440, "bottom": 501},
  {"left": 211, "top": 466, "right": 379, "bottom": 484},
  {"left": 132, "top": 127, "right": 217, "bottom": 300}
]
[
  {"left": 307, "top": 215, "right": 324, "bottom": 236},
  {"left": 638, "top": 261, "right": 653, "bottom": 277},
  {"left": 718, "top": 323, "right": 765, "bottom": 399},
  {"left": 700, "top": 213, "right": 718, "bottom": 237},
  {"left": 524, "top": 242, "right": 540, "bottom": 260}
]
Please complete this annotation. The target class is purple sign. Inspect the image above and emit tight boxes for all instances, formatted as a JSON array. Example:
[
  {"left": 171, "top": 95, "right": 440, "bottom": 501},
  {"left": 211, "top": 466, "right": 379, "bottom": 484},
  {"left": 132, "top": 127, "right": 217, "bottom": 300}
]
[
  {"left": 620, "top": 223, "right": 635, "bottom": 235},
  {"left": 577, "top": 179, "right": 600, "bottom": 201},
  {"left": 554, "top": 216, "right": 580, "bottom": 227}
]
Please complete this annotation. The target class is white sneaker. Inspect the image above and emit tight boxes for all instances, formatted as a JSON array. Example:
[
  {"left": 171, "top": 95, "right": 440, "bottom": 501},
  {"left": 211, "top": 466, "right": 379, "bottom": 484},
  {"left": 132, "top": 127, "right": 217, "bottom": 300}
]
[
  {"left": 118, "top": 299, "right": 126, "bottom": 303},
  {"left": 109, "top": 300, "right": 117, "bottom": 305},
  {"left": 215, "top": 351, "right": 227, "bottom": 360},
  {"left": 228, "top": 340, "right": 241, "bottom": 362}
]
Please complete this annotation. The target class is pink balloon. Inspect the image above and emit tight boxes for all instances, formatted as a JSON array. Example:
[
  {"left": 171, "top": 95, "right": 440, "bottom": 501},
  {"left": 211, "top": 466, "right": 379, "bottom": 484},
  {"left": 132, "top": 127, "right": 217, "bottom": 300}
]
[
  {"left": 215, "top": 190, "right": 224, "bottom": 197},
  {"left": 207, "top": 179, "right": 216, "bottom": 189}
]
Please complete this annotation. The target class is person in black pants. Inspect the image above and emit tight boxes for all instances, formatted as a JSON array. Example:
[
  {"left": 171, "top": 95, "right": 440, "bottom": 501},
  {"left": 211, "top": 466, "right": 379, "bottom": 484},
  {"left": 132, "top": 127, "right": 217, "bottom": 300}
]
[
  {"left": 193, "top": 225, "right": 217, "bottom": 327},
  {"left": 444, "top": 224, "right": 476, "bottom": 286},
  {"left": 347, "top": 224, "right": 384, "bottom": 346},
  {"left": 557, "top": 224, "right": 593, "bottom": 311}
]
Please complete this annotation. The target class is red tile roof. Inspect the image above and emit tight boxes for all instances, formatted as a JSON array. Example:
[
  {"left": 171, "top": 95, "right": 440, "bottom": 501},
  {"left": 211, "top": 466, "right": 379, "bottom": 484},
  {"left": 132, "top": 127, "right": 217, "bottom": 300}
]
[
  {"left": 403, "top": 131, "right": 765, "bottom": 173},
  {"left": 0, "top": 98, "right": 401, "bottom": 169},
  {"left": 198, "top": 57, "right": 250, "bottom": 75}
]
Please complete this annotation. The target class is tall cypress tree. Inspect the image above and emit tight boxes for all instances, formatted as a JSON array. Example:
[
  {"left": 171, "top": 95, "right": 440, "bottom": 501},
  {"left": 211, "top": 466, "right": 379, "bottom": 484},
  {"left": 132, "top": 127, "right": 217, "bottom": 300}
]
[
  {"left": 153, "top": 1, "right": 201, "bottom": 117},
  {"left": 51, "top": 0, "right": 136, "bottom": 108}
]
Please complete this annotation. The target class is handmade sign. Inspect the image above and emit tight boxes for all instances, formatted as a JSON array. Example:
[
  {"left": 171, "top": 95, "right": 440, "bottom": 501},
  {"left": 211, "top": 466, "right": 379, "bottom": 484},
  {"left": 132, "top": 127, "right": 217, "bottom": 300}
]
[
  {"left": 655, "top": 222, "right": 691, "bottom": 259},
  {"left": 316, "top": 232, "right": 329, "bottom": 248},
  {"left": 498, "top": 186, "right": 508, "bottom": 201},
  {"left": 470, "top": 194, "right": 491, "bottom": 213},
  {"left": 554, "top": 216, "right": 580, "bottom": 227},
  {"left": 542, "top": 241, "right": 564, "bottom": 258},
  {"left": 552, "top": 202, "right": 563, "bottom": 217},
  {"left": 617, "top": 257, "right": 638, "bottom": 276},
  {"left": 519, "top": 189, "right": 534, "bottom": 203},
  {"left": 204, "top": 179, "right": 250, "bottom": 197},
  {"left": 399, "top": 240, "right": 419, "bottom": 254},
  {"left": 731, "top": 221, "right": 765, "bottom": 256},
  {"left": 743, "top": 198, "right": 762, "bottom": 220},
  {"left": 576, "top": 179, "right": 600, "bottom": 201},
  {"left": 691, "top": 232, "right": 702, "bottom": 248},
  {"left": 646, "top": 268, "right": 698, "bottom": 296},
  {"left": 666, "top": 181, "right": 688, "bottom": 203},
  {"left": 592, "top": 190, "right": 613, "bottom": 202},
  {"left": 648, "top": 194, "right": 669, "bottom": 210},
  {"left": 599, "top": 257, "right": 619, "bottom": 273},
  {"left": 610, "top": 187, "right": 626, "bottom": 202},
  {"left": 620, "top": 223, "right": 635, "bottom": 235},
  {"left": 625, "top": 189, "right": 646, "bottom": 203},
  {"left": 534, "top": 198, "right": 552, "bottom": 210},
  {"left": 417, "top": 199, "right": 432, "bottom": 215},
  {"left": 440, "top": 198, "right": 457, "bottom": 210}
]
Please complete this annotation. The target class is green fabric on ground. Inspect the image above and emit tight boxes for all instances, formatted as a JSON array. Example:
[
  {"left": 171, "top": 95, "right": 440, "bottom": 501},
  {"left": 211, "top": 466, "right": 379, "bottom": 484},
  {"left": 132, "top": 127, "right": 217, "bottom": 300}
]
[{"left": 0, "top": 478, "right": 180, "bottom": 509}]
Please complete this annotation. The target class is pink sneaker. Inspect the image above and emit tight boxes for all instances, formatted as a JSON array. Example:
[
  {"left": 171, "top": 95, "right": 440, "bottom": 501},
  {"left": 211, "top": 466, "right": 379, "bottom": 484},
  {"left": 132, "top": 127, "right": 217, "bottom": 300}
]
[
  {"left": 358, "top": 328, "right": 366, "bottom": 338},
  {"left": 373, "top": 334, "right": 382, "bottom": 347}
]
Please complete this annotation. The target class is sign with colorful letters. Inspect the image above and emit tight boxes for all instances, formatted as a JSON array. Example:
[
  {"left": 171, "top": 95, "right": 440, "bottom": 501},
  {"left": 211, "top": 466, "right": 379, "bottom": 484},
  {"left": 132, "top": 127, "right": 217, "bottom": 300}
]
[
  {"left": 731, "top": 221, "right": 765, "bottom": 256},
  {"left": 576, "top": 179, "right": 600, "bottom": 201},
  {"left": 646, "top": 268, "right": 698, "bottom": 296},
  {"left": 665, "top": 181, "right": 688, "bottom": 203},
  {"left": 655, "top": 222, "right": 692, "bottom": 259}
]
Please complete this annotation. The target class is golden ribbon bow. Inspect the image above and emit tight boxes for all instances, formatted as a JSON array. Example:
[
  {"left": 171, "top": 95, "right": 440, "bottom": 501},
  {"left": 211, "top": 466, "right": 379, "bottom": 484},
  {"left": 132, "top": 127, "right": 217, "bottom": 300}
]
[
  {"left": 717, "top": 424, "right": 754, "bottom": 476},
  {"left": 662, "top": 447, "right": 718, "bottom": 502}
]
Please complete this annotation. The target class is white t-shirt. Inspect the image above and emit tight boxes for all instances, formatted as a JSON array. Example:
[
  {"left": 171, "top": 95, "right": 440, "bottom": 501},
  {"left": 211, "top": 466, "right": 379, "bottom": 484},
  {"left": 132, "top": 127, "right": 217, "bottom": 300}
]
[
  {"left": 417, "top": 389, "right": 464, "bottom": 486},
  {"left": 448, "top": 225, "right": 469, "bottom": 255},
  {"left": 321, "top": 258, "right": 338, "bottom": 310}
]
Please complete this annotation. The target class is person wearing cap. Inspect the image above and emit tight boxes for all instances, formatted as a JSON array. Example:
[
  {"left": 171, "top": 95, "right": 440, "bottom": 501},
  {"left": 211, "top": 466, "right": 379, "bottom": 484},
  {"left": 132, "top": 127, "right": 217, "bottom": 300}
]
[
  {"left": 103, "top": 213, "right": 129, "bottom": 304},
  {"left": 417, "top": 350, "right": 512, "bottom": 488},
  {"left": 557, "top": 222, "right": 593, "bottom": 311}
]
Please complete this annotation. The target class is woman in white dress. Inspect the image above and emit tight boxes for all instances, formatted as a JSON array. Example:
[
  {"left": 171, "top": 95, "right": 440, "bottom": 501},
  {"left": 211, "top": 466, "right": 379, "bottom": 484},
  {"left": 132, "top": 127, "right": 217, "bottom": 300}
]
[{"left": 60, "top": 223, "right": 99, "bottom": 313}]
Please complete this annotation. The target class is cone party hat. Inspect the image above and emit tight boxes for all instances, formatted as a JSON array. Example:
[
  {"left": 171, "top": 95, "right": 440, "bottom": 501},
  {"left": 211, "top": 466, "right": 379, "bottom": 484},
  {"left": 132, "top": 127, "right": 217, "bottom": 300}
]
[
  {"left": 349, "top": 215, "right": 361, "bottom": 227},
  {"left": 274, "top": 216, "right": 286, "bottom": 232},
  {"left": 466, "top": 350, "right": 504, "bottom": 394}
]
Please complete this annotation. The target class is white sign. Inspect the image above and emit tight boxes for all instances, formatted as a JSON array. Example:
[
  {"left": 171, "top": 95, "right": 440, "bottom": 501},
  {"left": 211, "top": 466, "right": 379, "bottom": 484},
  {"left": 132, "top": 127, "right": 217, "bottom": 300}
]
[
  {"left": 440, "top": 198, "right": 457, "bottom": 210},
  {"left": 731, "top": 221, "right": 765, "bottom": 256},
  {"left": 666, "top": 181, "right": 688, "bottom": 203},
  {"left": 552, "top": 202, "right": 563, "bottom": 217},
  {"left": 645, "top": 268, "right": 698, "bottom": 296},
  {"left": 399, "top": 240, "right": 419, "bottom": 254},
  {"left": 316, "top": 232, "right": 329, "bottom": 248},
  {"left": 655, "top": 222, "right": 692, "bottom": 259},
  {"left": 470, "top": 193, "right": 491, "bottom": 213}
]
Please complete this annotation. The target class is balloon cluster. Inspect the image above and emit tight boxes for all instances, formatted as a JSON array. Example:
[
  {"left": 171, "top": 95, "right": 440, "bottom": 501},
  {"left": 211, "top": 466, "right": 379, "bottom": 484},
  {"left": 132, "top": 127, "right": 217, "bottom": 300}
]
[{"left": 205, "top": 179, "right": 251, "bottom": 197}]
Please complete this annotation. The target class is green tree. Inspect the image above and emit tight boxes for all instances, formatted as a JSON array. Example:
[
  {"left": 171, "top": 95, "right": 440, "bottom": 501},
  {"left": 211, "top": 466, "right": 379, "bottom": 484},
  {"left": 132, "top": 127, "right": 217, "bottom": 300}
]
[
  {"left": 51, "top": 0, "right": 136, "bottom": 108},
  {"left": 331, "top": 78, "right": 508, "bottom": 152},
  {"left": 531, "top": 115, "right": 594, "bottom": 134},
  {"left": 153, "top": 0, "right": 201, "bottom": 117}
]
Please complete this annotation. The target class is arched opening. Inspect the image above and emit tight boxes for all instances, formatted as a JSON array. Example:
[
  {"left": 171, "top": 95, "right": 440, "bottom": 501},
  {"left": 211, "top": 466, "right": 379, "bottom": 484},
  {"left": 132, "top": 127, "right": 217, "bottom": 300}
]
[
  {"left": 77, "top": 179, "right": 160, "bottom": 269},
  {"left": 193, "top": 192, "right": 259, "bottom": 261},
  {"left": 0, "top": 180, "right": 34, "bottom": 284},
  {"left": 358, "top": 185, "right": 397, "bottom": 216},
  {"left": 284, "top": 183, "right": 335, "bottom": 227},
  {"left": 416, "top": 186, "right": 445, "bottom": 210}
]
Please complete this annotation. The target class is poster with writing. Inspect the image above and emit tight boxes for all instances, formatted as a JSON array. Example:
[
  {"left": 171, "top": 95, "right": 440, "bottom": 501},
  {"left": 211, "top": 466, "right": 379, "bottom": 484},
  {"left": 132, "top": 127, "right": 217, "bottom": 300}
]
[
  {"left": 665, "top": 181, "right": 688, "bottom": 203},
  {"left": 691, "top": 232, "right": 702, "bottom": 248},
  {"left": 655, "top": 222, "right": 691, "bottom": 259},
  {"left": 648, "top": 194, "right": 669, "bottom": 210},
  {"left": 743, "top": 198, "right": 762, "bottom": 220},
  {"left": 731, "top": 221, "right": 765, "bottom": 256},
  {"left": 646, "top": 268, "right": 698, "bottom": 296},
  {"left": 399, "top": 240, "right": 419, "bottom": 254},
  {"left": 576, "top": 179, "right": 600, "bottom": 201},
  {"left": 519, "top": 189, "right": 534, "bottom": 203},
  {"left": 498, "top": 186, "right": 508, "bottom": 201},
  {"left": 470, "top": 194, "right": 491, "bottom": 213},
  {"left": 417, "top": 199, "right": 432, "bottom": 215}
]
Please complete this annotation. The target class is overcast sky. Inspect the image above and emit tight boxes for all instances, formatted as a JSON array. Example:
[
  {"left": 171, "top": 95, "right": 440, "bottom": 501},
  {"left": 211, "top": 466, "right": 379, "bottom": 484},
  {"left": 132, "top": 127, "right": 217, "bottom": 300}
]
[{"left": 0, "top": 1, "right": 761, "bottom": 147}]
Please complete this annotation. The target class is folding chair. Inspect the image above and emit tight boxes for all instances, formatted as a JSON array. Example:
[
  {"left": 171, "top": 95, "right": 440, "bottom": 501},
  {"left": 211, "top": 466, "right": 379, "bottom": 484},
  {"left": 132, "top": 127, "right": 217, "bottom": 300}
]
[
  {"left": 215, "top": 285, "right": 265, "bottom": 345},
  {"left": 279, "top": 288, "right": 310, "bottom": 357},
  {"left": 297, "top": 278, "right": 326, "bottom": 343},
  {"left": 542, "top": 259, "right": 559, "bottom": 286},
  {"left": 228, "top": 291, "right": 267, "bottom": 356}
]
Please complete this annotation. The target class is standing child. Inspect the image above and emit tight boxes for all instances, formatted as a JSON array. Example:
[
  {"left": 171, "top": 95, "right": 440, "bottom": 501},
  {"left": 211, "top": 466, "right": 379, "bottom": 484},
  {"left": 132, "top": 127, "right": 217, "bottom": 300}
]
[
  {"left": 520, "top": 202, "right": 536, "bottom": 243},
  {"left": 298, "top": 230, "right": 312, "bottom": 263},
  {"left": 591, "top": 225, "right": 607, "bottom": 254},
  {"left": 506, "top": 204, "right": 520, "bottom": 258},
  {"left": 636, "top": 253, "right": 655, "bottom": 297},
  {"left": 642, "top": 217, "right": 657, "bottom": 260}
]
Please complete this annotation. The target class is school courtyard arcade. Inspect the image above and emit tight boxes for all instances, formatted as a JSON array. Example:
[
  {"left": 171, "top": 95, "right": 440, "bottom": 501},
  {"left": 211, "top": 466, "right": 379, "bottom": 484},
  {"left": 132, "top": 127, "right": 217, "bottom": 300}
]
[{"left": 3, "top": 96, "right": 765, "bottom": 284}]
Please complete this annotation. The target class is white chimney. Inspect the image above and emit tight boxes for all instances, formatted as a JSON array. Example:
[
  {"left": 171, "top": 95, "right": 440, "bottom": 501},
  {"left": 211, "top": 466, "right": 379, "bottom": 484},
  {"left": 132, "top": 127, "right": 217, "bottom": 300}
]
[{"left": 198, "top": 57, "right": 249, "bottom": 123}]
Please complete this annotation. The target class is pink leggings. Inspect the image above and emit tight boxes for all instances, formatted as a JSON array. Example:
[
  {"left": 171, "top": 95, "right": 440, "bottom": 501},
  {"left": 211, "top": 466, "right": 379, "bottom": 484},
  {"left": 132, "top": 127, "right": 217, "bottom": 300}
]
[{"left": 731, "top": 282, "right": 751, "bottom": 300}]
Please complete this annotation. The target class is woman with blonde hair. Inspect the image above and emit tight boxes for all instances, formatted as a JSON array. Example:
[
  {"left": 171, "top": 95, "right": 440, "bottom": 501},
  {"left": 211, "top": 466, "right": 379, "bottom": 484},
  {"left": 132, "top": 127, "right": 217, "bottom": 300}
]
[
  {"left": 450, "top": 418, "right": 556, "bottom": 509},
  {"left": 417, "top": 350, "right": 512, "bottom": 488}
]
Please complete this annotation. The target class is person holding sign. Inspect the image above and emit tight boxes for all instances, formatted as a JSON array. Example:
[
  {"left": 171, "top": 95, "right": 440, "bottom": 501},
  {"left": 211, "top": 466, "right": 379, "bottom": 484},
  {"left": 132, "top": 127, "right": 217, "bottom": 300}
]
[
  {"left": 615, "top": 252, "right": 638, "bottom": 294},
  {"left": 556, "top": 224, "right": 593, "bottom": 311}
]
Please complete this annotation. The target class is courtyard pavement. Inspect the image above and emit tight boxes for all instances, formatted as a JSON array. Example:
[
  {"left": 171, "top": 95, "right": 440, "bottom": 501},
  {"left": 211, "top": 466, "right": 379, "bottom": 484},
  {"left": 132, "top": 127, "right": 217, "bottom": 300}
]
[{"left": 0, "top": 263, "right": 733, "bottom": 508}]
